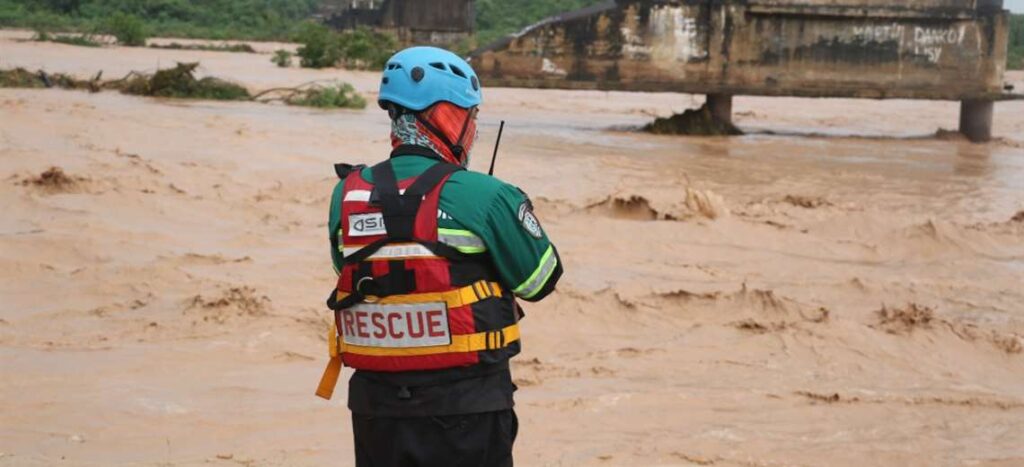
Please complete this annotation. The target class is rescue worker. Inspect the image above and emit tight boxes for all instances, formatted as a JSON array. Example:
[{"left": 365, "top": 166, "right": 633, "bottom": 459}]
[{"left": 316, "top": 46, "right": 563, "bottom": 466}]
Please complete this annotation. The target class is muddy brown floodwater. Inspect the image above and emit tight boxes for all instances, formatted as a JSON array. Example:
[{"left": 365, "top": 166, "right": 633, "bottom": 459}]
[{"left": 1, "top": 29, "right": 1023, "bottom": 466}]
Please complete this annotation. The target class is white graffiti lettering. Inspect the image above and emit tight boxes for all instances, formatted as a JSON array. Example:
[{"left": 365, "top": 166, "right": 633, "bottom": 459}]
[
  {"left": 852, "top": 23, "right": 904, "bottom": 42},
  {"left": 913, "top": 26, "right": 966, "bottom": 46},
  {"left": 911, "top": 26, "right": 965, "bottom": 63}
]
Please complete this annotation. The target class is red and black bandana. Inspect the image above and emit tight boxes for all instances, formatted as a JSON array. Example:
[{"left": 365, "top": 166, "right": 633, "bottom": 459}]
[{"left": 390, "top": 102, "right": 478, "bottom": 166}]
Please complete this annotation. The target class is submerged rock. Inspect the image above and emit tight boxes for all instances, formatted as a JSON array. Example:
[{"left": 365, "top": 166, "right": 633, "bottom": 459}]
[{"left": 643, "top": 103, "right": 742, "bottom": 136}]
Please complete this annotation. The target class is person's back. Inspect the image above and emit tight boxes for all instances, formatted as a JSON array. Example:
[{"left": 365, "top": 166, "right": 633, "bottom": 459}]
[{"left": 316, "top": 46, "right": 562, "bottom": 466}]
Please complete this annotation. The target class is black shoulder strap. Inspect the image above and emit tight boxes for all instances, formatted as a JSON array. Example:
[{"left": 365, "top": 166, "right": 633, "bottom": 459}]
[
  {"left": 340, "top": 236, "right": 391, "bottom": 266},
  {"left": 370, "top": 160, "right": 400, "bottom": 197},
  {"left": 369, "top": 160, "right": 462, "bottom": 241},
  {"left": 406, "top": 162, "right": 463, "bottom": 197}
]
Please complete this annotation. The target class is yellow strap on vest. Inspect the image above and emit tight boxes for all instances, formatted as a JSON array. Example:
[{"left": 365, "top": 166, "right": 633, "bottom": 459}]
[
  {"left": 315, "top": 354, "right": 343, "bottom": 400},
  {"left": 315, "top": 322, "right": 344, "bottom": 399},
  {"left": 335, "top": 280, "right": 503, "bottom": 308},
  {"left": 339, "top": 323, "right": 520, "bottom": 357},
  {"left": 315, "top": 281, "right": 515, "bottom": 400},
  {"left": 315, "top": 324, "right": 520, "bottom": 400}
]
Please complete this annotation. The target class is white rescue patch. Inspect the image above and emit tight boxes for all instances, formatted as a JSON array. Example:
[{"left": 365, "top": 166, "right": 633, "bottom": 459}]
[
  {"left": 348, "top": 212, "right": 387, "bottom": 237},
  {"left": 518, "top": 201, "right": 544, "bottom": 239},
  {"left": 340, "top": 302, "right": 451, "bottom": 348}
]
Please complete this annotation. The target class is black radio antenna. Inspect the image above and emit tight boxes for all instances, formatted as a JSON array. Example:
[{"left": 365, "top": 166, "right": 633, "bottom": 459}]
[{"left": 487, "top": 120, "right": 506, "bottom": 176}]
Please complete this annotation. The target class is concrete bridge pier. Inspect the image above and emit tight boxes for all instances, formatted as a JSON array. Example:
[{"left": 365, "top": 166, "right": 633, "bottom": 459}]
[
  {"left": 959, "top": 99, "right": 994, "bottom": 143},
  {"left": 707, "top": 94, "right": 733, "bottom": 126}
]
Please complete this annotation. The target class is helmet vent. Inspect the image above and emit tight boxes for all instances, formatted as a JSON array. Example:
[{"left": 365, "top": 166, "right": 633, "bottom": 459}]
[
  {"left": 449, "top": 65, "right": 467, "bottom": 78},
  {"left": 429, "top": 62, "right": 447, "bottom": 71},
  {"left": 386, "top": 63, "right": 402, "bottom": 70}
]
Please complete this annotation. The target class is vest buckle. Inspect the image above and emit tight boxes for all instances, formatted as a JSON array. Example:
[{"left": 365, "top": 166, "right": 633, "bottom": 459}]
[{"left": 356, "top": 277, "right": 380, "bottom": 303}]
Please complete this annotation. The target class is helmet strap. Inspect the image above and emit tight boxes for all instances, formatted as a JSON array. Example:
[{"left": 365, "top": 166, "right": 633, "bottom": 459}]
[{"left": 386, "top": 103, "right": 408, "bottom": 121}]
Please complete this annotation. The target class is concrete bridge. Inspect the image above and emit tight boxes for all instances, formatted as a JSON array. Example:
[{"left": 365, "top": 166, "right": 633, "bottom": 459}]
[{"left": 469, "top": 0, "right": 1017, "bottom": 141}]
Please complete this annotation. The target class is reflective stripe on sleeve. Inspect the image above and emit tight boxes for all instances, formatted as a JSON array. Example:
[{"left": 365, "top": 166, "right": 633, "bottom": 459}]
[
  {"left": 437, "top": 228, "right": 487, "bottom": 254},
  {"left": 513, "top": 245, "right": 558, "bottom": 299}
]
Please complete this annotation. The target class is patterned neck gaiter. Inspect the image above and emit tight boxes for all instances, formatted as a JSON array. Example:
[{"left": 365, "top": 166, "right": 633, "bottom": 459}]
[{"left": 390, "top": 102, "right": 478, "bottom": 166}]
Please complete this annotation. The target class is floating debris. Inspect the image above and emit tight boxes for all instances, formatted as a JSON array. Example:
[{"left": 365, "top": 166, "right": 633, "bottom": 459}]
[
  {"left": 186, "top": 286, "right": 271, "bottom": 324},
  {"left": 875, "top": 303, "right": 935, "bottom": 335},
  {"left": 113, "top": 62, "right": 250, "bottom": 101},
  {"left": 0, "top": 68, "right": 101, "bottom": 91},
  {"left": 16, "top": 167, "right": 90, "bottom": 194},
  {"left": 150, "top": 42, "right": 256, "bottom": 53},
  {"left": 783, "top": 195, "right": 832, "bottom": 209},
  {"left": 1, "top": 63, "right": 366, "bottom": 109},
  {"left": 0, "top": 68, "right": 44, "bottom": 88},
  {"left": 254, "top": 81, "right": 367, "bottom": 109}
]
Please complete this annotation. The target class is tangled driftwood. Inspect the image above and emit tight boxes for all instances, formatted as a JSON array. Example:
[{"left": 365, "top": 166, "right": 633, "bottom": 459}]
[
  {"left": 1, "top": 62, "right": 365, "bottom": 109},
  {"left": 0, "top": 67, "right": 104, "bottom": 92},
  {"left": 252, "top": 80, "right": 366, "bottom": 108}
]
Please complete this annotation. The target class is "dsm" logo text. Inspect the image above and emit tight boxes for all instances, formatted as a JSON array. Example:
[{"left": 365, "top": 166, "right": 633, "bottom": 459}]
[{"left": 349, "top": 212, "right": 387, "bottom": 237}]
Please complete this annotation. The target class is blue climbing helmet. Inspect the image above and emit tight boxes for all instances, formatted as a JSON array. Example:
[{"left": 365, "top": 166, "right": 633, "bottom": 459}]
[{"left": 378, "top": 46, "right": 482, "bottom": 111}]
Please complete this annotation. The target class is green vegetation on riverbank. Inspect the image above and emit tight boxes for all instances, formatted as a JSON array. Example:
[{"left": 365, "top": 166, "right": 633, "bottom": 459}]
[
  {"left": 0, "top": 0, "right": 319, "bottom": 40},
  {"left": 1, "top": 1, "right": 1021, "bottom": 70},
  {"left": 0, "top": 0, "right": 609, "bottom": 46},
  {"left": 35, "top": 30, "right": 101, "bottom": 46},
  {"left": 1011, "top": 14, "right": 1023, "bottom": 70},
  {"left": 475, "top": 0, "right": 607, "bottom": 46},
  {"left": 293, "top": 23, "right": 396, "bottom": 70}
]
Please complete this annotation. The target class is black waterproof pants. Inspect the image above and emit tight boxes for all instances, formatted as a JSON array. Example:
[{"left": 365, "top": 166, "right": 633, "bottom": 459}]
[{"left": 352, "top": 409, "right": 518, "bottom": 467}]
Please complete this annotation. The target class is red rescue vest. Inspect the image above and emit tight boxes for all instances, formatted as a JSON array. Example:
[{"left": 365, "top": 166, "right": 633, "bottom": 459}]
[{"left": 316, "top": 148, "right": 521, "bottom": 400}]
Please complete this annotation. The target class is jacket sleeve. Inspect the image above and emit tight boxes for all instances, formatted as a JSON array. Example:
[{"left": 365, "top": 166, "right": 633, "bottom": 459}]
[
  {"left": 478, "top": 184, "right": 563, "bottom": 302},
  {"left": 328, "top": 180, "right": 345, "bottom": 275}
]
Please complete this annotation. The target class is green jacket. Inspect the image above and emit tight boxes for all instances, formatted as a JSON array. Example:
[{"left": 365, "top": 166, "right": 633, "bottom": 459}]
[{"left": 328, "top": 154, "right": 561, "bottom": 300}]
